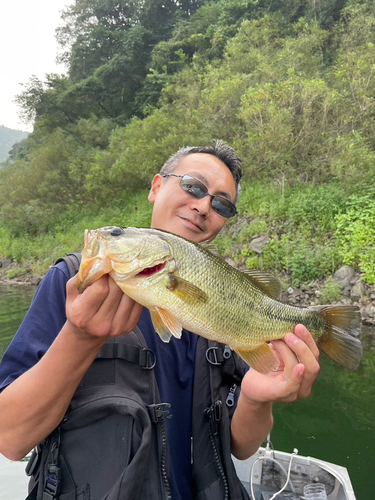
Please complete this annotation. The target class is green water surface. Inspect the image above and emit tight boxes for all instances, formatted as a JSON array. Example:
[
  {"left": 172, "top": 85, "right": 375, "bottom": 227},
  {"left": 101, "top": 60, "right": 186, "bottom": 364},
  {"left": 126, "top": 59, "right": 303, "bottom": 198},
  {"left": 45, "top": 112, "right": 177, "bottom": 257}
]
[{"left": 0, "top": 283, "right": 374, "bottom": 499}]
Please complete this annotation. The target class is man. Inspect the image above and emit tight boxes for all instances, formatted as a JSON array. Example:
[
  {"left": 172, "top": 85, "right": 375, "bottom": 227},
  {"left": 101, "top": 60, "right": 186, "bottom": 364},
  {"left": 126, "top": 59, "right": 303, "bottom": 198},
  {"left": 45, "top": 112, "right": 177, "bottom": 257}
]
[{"left": 0, "top": 141, "right": 320, "bottom": 499}]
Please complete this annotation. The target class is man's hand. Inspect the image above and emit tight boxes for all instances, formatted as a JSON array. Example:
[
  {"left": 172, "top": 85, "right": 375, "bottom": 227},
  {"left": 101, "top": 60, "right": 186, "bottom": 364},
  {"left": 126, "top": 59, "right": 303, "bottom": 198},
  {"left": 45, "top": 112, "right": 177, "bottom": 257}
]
[
  {"left": 66, "top": 274, "right": 143, "bottom": 341},
  {"left": 240, "top": 325, "right": 320, "bottom": 404},
  {"left": 231, "top": 326, "right": 320, "bottom": 460}
]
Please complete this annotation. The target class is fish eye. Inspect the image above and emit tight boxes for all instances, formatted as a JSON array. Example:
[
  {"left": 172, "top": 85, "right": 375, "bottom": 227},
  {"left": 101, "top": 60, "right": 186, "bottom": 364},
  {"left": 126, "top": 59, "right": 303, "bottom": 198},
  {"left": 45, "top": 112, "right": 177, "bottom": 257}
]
[{"left": 111, "top": 227, "right": 122, "bottom": 236}]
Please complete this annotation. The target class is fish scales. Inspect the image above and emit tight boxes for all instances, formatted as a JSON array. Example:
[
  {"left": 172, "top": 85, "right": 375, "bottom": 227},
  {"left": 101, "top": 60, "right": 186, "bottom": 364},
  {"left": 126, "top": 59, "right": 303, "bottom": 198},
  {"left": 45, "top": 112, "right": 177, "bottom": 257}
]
[
  {"left": 77, "top": 226, "right": 363, "bottom": 373},
  {"left": 144, "top": 233, "right": 322, "bottom": 345}
]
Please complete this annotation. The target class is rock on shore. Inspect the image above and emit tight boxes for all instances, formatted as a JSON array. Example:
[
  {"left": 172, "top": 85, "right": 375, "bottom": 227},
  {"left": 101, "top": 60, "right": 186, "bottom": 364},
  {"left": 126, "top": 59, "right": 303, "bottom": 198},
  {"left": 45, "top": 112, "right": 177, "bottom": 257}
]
[{"left": 280, "top": 265, "right": 375, "bottom": 326}]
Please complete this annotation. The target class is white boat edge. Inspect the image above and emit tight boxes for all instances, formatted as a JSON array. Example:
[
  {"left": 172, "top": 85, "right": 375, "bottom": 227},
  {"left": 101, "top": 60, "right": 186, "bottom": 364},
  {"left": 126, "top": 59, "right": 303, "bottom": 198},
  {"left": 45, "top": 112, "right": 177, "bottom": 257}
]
[{"left": 233, "top": 446, "right": 356, "bottom": 500}]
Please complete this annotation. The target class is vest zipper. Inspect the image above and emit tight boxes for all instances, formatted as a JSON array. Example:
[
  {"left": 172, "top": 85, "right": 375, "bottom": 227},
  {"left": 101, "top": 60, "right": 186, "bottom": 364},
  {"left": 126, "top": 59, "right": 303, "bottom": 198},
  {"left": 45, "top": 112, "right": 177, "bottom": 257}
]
[
  {"left": 204, "top": 401, "right": 229, "bottom": 500},
  {"left": 226, "top": 383, "right": 237, "bottom": 407},
  {"left": 148, "top": 403, "right": 173, "bottom": 500},
  {"left": 135, "top": 328, "right": 172, "bottom": 500}
]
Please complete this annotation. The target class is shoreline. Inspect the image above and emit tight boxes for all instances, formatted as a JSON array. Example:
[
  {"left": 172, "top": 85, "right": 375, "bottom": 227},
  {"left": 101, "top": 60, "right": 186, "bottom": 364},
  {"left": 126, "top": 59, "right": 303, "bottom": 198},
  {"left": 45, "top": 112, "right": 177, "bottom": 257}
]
[{"left": 1, "top": 259, "right": 375, "bottom": 327}]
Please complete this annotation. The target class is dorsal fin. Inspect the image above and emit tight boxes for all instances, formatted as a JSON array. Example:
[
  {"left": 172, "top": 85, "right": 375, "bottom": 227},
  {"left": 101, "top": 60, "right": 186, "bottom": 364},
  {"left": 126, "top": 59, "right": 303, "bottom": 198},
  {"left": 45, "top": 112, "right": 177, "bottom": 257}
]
[
  {"left": 199, "top": 241, "right": 221, "bottom": 256},
  {"left": 243, "top": 270, "right": 282, "bottom": 299}
]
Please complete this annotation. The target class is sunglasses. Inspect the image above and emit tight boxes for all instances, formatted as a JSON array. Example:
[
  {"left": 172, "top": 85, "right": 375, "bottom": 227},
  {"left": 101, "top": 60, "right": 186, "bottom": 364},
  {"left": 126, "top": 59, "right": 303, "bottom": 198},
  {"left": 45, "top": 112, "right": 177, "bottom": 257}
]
[{"left": 161, "top": 174, "right": 237, "bottom": 219}]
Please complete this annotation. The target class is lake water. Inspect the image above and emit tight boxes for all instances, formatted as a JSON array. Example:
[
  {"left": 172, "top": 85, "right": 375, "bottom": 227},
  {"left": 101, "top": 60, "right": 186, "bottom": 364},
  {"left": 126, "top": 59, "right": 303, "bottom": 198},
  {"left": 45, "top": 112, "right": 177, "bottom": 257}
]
[{"left": 0, "top": 282, "right": 374, "bottom": 499}]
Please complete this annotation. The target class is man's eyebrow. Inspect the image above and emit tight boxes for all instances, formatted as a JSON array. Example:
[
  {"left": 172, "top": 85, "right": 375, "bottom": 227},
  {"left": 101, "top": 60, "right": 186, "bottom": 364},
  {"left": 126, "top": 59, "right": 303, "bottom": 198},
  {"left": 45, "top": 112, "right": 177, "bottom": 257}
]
[{"left": 190, "top": 171, "right": 233, "bottom": 200}]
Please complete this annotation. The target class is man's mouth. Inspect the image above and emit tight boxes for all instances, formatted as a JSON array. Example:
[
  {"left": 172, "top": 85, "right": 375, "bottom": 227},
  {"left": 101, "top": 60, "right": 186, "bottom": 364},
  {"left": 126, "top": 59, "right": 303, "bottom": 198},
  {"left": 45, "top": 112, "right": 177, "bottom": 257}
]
[{"left": 180, "top": 216, "right": 203, "bottom": 232}]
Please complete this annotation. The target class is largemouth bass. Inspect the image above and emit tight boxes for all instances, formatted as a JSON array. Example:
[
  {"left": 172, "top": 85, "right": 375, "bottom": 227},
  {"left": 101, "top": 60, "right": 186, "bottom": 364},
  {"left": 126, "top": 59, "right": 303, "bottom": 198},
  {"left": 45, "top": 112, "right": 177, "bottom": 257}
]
[{"left": 77, "top": 226, "right": 362, "bottom": 373}]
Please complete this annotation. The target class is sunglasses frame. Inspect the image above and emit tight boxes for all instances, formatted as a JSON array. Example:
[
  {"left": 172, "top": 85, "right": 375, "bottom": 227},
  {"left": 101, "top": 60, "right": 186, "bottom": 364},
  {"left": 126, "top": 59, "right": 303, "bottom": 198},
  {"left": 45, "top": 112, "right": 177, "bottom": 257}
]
[{"left": 161, "top": 173, "right": 237, "bottom": 219}]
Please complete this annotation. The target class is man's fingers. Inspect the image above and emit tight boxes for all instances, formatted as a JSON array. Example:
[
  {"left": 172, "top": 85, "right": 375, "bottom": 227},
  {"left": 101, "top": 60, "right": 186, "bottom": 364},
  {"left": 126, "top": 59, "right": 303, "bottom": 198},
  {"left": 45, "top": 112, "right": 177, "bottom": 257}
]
[
  {"left": 284, "top": 331, "right": 320, "bottom": 397},
  {"left": 294, "top": 325, "right": 320, "bottom": 360},
  {"left": 67, "top": 275, "right": 141, "bottom": 338},
  {"left": 270, "top": 339, "right": 299, "bottom": 381},
  {"left": 110, "top": 292, "right": 143, "bottom": 336}
]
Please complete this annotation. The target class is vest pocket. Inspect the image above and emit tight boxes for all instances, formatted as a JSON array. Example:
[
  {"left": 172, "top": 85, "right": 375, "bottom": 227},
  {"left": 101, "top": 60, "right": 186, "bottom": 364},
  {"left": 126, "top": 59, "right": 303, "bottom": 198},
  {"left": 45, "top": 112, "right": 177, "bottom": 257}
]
[{"left": 58, "top": 391, "right": 153, "bottom": 500}]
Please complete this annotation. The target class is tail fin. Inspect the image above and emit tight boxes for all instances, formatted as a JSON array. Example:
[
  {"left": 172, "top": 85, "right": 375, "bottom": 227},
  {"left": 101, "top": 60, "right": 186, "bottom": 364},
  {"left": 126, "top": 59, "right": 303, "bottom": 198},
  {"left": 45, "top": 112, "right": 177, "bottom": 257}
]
[{"left": 316, "top": 305, "right": 363, "bottom": 370}]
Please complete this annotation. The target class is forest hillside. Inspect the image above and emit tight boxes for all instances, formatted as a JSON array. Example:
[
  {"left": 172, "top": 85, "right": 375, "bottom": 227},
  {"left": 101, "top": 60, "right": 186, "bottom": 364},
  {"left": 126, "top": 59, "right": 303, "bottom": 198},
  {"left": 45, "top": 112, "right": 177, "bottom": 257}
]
[
  {"left": 0, "top": 126, "right": 28, "bottom": 163},
  {"left": 0, "top": 0, "right": 374, "bottom": 295}
]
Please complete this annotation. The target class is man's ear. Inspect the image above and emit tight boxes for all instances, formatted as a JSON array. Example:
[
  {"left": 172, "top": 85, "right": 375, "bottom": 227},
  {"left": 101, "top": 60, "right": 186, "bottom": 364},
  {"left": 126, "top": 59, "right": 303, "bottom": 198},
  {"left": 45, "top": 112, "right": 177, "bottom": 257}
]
[{"left": 148, "top": 174, "right": 163, "bottom": 203}]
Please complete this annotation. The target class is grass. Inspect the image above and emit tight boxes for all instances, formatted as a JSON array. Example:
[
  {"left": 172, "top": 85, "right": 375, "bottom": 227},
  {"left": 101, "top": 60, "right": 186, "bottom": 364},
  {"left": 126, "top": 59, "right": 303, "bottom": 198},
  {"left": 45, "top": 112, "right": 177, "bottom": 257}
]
[
  {"left": 0, "top": 180, "right": 372, "bottom": 287},
  {"left": 0, "top": 188, "right": 152, "bottom": 276}
]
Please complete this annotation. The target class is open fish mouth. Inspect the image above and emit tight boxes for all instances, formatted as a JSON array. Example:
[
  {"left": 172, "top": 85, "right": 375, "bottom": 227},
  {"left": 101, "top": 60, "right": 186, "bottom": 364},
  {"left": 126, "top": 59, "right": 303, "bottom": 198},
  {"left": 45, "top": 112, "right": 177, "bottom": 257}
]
[{"left": 135, "top": 261, "right": 167, "bottom": 278}]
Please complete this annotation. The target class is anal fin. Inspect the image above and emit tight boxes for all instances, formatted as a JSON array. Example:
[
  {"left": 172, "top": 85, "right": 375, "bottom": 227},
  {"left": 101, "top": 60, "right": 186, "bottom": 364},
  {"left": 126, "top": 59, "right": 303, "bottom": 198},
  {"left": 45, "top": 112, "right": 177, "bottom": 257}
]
[{"left": 234, "top": 344, "right": 280, "bottom": 373}]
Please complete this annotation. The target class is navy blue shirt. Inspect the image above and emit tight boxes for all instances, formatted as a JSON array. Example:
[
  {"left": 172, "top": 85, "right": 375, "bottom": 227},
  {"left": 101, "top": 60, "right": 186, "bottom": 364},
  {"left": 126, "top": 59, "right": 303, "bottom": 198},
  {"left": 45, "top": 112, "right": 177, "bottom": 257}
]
[{"left": 0, "top": 262, "right": 198, "bottom": 500}]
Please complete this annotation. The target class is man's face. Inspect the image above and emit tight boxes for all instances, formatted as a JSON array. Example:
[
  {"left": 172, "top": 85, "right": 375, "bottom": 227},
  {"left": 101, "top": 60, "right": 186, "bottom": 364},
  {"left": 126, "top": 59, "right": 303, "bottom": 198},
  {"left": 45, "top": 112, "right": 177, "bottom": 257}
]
[{"left": 148, "top": 153, "right": 237, "bottom": 243}]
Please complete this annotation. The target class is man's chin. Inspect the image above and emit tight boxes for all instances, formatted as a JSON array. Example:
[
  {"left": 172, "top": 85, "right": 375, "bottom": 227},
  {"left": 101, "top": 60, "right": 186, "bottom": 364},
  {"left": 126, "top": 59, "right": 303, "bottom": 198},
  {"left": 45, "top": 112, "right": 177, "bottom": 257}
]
[{"left": 173, "top": 223, "right": 207, "bottom": 243}]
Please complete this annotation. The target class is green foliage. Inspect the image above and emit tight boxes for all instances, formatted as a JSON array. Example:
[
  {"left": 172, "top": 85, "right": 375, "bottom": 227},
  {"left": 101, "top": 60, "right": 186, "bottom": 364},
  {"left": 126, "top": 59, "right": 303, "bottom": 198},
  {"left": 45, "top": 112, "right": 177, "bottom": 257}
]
[
  {"left": 237, "top": 220, "right": 268, "bottom": 243},
  {"left": 317, "top": 277, "right": 342, "bottom": 304},
  {"left": 330, "top": 133, "right": 375, "bottom": 187},
  {"left": 0, "top": 227, "right": 12, "bottom": 258},
  {"left": 6, "top": 267, "right": 30, "bottom": 280},
  {"left": 15, "top": 74, "right": 74, "bottom": 131},
  {"left": 0, "top": 128, "right": 80, "bottom": 236},
  {"left": 241, "top": 235, "right": 341, "bottom": 287},
  {"left": 75, "top": 116, "right": 117, "bottom": 149},
  {"left": 0, "top": 190, "right": 152, "bottom": 275},
  {"left": 227, "top": 181, "right": 344, "bottom": 285},
  {"left": 3, "top": 0, "right": 375, "bottom": 287},
  {"left": 335, "top": 194, "right": 375, "bottom": 284},
  {"left": 282, "top": 237, "right": 340, "bottom": 286}
]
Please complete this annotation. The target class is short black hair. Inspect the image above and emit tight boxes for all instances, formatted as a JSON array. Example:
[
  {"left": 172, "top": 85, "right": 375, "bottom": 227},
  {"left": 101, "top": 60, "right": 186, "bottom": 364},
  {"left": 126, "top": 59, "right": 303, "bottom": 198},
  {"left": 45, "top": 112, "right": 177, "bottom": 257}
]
[{"left": 160, "top": 140, "right": 242, "bottom": 203}]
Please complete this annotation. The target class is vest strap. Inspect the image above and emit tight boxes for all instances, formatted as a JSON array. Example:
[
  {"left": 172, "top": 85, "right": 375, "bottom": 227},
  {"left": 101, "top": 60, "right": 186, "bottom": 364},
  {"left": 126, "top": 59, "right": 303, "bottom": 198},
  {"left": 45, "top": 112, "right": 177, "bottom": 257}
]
[
  {"left": 97, "top": 342, "right": 156, "bottom": 369},
  {"left": 55, "top": 253, "right": 81, "bottom": 277}
]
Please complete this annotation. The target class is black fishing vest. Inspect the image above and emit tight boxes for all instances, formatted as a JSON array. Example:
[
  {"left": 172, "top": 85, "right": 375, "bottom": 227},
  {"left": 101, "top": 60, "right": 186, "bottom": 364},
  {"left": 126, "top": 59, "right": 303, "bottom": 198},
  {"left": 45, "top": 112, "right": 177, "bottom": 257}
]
[{"left": 25, "top": 253, "right": 250, "bottom": 500}]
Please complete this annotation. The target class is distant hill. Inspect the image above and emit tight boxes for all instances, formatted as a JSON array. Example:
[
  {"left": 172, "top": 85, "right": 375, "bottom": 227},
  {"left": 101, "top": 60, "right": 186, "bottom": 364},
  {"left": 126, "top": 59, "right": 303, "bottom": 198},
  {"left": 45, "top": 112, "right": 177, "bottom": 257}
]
[{"left": 0, "top": 125, "right": 28, "bottom": 163}]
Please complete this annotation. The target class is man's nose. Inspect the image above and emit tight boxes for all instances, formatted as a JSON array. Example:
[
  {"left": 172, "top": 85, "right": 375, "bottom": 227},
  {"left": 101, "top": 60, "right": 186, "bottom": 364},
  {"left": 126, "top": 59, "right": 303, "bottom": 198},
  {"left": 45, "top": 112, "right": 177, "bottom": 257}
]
[{"left": 191, "top": 194, "right": 212, "bottom": 216}]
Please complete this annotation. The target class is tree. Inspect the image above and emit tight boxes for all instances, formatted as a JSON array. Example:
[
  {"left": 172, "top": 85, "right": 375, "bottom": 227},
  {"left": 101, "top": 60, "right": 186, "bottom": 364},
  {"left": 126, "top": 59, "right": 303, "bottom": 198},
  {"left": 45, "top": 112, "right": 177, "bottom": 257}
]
[{"left": 56, "top": 0, "right": 204, "bottom": 81}]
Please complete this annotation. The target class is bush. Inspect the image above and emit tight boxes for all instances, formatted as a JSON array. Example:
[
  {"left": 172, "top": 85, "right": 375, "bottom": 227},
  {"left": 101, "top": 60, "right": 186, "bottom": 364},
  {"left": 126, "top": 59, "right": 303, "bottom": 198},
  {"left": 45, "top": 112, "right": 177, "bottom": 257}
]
[
  {"left": 335, "top": 194, "right": 375, "bottom": 284},
  {"left": 316, "top": 277, "right": 342, "bottom": 304}
]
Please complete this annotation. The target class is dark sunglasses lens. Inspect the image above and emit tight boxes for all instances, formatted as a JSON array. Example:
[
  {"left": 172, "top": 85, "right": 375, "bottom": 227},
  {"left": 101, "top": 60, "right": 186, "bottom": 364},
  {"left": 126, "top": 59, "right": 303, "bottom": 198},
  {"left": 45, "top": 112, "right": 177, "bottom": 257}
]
[
  {"left": 211, "top": 198, "right": 235, "bottom": 218},
  {"left": 180, "top": 176, "right": 207, "bottom": 198},
  {"left": 180, "top": 175, "right": 236, "bottom": 219}
]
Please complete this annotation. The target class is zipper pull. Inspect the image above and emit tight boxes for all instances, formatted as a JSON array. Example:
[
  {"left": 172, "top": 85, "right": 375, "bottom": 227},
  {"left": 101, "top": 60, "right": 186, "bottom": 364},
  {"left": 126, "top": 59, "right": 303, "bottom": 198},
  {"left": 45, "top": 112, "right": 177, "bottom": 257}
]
[
  {"left": 226, "top": 383, "right": 237, "bottom": 407},
  {"left": 205, "top": 401, "right": 222, "bottom": 435},
  {"left": 223, "top": 345, "right": 232, "bottom": 360},
  {"left": 148, "top": 403, "right": 172, "bottom": 423}
]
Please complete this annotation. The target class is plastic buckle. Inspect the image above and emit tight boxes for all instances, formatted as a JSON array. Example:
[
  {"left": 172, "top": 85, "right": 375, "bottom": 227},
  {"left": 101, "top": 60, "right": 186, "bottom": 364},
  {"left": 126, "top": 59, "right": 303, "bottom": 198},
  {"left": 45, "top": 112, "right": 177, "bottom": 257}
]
[
  {"left": 43, "top": 464, "right": 60, "bottom": 499},
  {"left": 142, "top": 348, "right": 156, "bottom": 370}
]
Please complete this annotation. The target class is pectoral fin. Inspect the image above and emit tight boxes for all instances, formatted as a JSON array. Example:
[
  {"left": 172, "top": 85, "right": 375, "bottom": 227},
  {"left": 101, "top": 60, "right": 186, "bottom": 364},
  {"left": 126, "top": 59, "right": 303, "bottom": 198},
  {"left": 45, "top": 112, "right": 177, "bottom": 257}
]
[
  {"left": 234, "top": 344, "right": 280, "bottom": 373},
  {"left": 150, "top": 307, "right": 183, "bottom": 343},
  {"left": 167, "top": 274, "right": 208, "bottom": 305}
]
